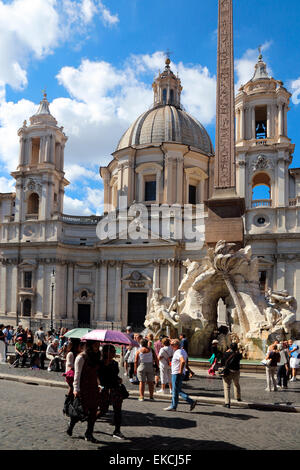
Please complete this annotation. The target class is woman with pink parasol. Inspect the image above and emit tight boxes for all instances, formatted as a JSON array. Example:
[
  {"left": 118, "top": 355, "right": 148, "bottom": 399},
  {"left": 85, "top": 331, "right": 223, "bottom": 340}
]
[{"left": 66, "top": 340, "right": 101, "bottom": 443}]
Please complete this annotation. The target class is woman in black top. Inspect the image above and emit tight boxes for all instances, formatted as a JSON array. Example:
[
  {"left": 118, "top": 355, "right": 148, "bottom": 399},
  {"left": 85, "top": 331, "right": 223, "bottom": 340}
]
[
  {"left": 220, "top": 342, "right": 243, "bottom": 408},
  {"left": 98, "top": 344, "right": 125, "bottom": 440}
]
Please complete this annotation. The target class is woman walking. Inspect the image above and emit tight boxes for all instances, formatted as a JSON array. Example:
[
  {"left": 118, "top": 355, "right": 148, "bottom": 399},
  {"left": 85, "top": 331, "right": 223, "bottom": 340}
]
[
  {"left": 98, "top": 344, "right": 126, "bottom": 439},
  {"left": 134, "top": 338, "right": 158, "bottom": 401},
  {"left": 66, "top": 340, "right": 101, "bottom": 442}
]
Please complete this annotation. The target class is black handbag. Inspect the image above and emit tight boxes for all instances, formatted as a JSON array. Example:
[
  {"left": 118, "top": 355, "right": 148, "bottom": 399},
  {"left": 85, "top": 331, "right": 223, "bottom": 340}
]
[
  {"left": 63, "top": 395, "right": 72, "bottom": 416},
  {"left": 119, "top": 383, "right": 129, "bottom": 399},
  {"left": 68, "top": 396, "right": 87, "bottom": 421}
]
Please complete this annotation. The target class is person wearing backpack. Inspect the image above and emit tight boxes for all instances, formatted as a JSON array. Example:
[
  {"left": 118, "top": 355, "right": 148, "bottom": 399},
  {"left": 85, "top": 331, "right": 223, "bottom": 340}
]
[{"left": 220, "top": 342, "right": 243, "bottom": 408}]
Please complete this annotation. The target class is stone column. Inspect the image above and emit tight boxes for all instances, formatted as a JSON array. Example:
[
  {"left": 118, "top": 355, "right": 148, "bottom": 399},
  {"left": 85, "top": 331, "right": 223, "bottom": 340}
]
[
  {"left": 276, "top": 258, "right": 285, "bottom": 291},
  {"left": 67, "top": 263, "right": 74, "bottom": 321},
  {"left": 252, "top": 107, "right": 256, "bottom": 140},
  {"left": 94, "top": 262, "right": 100, "bottom": 323},
  {"left": 99, "top": 261, "right": 108, "bottom": 321},
  {"left": 167, "top": 259, "right": 175, "bottom": 298},
  {"left": 36, "top": 264, "right": 44, "bottom": 316},
  {"left": 19, "top": 137, "right": 25, "bottom": 166},
  {"left": 284, "top": 104, "right": 288, "bottom": 137},
  {"left": 277, "top": 154, "right": 286, "bottom": 207},
  {"left": 114, "top": 261, "right": 122, "bottom": 322},
  {"left": 240, "top": 107, "right": 245, "bottom": 140},
  {"left": 50, "top": 134, "right": 56, "bottom": 164},
  {"left": 267, "top": 106, "right": 272, "bottom": 138},
  {"left": 39, "top": 136, "right": 46, "bottom": 164},
  {"left": 176, "top": 156, "right": 184, "bottom": 205},
  {"left": 278, "top": 103, "right": 284, "bottom": 136},
  {"left": 153, "top": 260, "right": 160, "bottom": 289},
  {"left": 164, "top": 155, "right": 174, "bottom": 203},
  {"left": 27, "top": 138, "right": 32, "bottom": 165},
  {"left": 235, "top": 109, "right": 240, "bottom": 141},
  {"left": 45, "top": 136, "right": 51, "bottom": 163}
]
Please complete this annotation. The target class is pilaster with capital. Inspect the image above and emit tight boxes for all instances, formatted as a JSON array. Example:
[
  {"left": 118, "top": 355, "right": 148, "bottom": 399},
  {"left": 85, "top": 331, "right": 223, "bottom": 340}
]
[{"left": 99, "top": 260, "right": 108, "bottom": 321}]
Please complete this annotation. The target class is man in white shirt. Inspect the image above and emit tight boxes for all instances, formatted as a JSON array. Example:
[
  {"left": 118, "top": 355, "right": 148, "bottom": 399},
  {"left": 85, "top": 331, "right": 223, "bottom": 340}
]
[{"left": 163, "top": 339, "right": 197, "bottom": 411}]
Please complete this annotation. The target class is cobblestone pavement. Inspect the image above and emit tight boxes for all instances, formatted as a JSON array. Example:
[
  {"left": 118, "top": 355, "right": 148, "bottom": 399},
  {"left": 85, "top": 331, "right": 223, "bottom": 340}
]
[{"left": 1, "top": 364, "right": 300, "bottom": 452}]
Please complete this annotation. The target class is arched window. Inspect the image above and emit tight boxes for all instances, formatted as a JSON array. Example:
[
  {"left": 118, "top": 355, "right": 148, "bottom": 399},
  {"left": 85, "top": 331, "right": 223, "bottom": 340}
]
[
  {"left": 251, "top": 173, "right": 271, "bottom": 207},
  {"left": 162, "top": 88, "right": 167, "bottom": 104},
  {"left": 27, "top": 193, "right": 39, "bottom": 214},
  {"left": 169, "top": 89, "right": 174, "bottom": 104},
  {"left": 23, "top": 299, "right": 31, "bottom": 317}
]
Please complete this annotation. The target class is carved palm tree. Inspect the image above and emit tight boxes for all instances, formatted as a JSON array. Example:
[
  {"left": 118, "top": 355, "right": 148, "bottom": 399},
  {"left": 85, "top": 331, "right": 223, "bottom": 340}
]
[{"left": 209, "top": 241, "right": 249, "bottom": 335}]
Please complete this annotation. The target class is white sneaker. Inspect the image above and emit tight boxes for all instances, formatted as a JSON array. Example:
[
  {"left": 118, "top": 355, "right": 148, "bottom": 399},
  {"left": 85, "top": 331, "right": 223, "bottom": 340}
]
[
  {"left": 47, "top": 367, "right": 52, "bottom": 372},
  {"left": 290, "top": 377, "right": 296, "bottom": 382},
  {"left": 157, "top": 389, "right": 164, "bottom": 394}
]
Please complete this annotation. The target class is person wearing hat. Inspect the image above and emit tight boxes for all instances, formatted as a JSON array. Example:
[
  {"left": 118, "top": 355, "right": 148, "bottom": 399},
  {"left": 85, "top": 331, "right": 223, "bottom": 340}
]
[
  {"left": 14, "top": 336, "right": 28, "bottom": 367},
  {"left": 208, "top": 340, "right": 222, "bottom": 376},
  {"left": 46, "top": 338, "right": 62, "bottom": 371}
]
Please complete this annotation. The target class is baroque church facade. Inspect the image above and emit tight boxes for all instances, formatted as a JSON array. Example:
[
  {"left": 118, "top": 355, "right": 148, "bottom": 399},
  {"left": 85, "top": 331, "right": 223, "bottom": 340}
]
[{"left": 0, "top": 54, "right": 299, "bottom": 332}]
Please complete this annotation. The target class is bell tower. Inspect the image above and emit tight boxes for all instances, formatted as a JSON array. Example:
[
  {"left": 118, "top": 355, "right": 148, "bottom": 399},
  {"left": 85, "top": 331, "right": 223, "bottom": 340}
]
[
  {"left": 235, "top": 51, "right": 295, "bottom": 234},
  {"left": 11, "top": 92, "right": 69, "bottom": 223}
]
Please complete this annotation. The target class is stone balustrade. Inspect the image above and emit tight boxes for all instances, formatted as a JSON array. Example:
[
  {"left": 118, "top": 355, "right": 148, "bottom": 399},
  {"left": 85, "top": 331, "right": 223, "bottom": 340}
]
[
  {"left": 59, "top": 214, "right": 103, "bottom": 225},
  {"left": 251, "top": 199, "right": 272, "bottom": 208}
]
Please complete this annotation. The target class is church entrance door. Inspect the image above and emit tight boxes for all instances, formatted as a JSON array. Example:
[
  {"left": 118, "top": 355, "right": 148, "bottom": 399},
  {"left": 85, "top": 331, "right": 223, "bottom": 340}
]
[
  {"left": 78, "top": 304, "right": 91, "bottom": 327},
  {"left": 127, "top": 292, "right": 147, "bottom": 331}
]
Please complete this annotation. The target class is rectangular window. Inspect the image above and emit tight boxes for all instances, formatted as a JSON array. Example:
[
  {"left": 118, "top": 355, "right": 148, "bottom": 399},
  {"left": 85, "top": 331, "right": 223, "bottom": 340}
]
[
  {"left": 24, "top": 271, "right": 32, "bottom": 288},
  {"left": 189, "top": 185, "right": 197, "bottom": 205},
  {"left": 145, "top": 180, "right": 156, "bottom": 201}
]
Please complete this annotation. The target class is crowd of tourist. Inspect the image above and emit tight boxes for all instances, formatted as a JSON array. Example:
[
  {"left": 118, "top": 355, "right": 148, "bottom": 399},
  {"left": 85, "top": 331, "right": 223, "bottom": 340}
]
[
  {"left": 0, "top": 323, "right": 299, "bottom": 441},
  {"left": 0, "top": 324, "right": 70, "bottom": 370}
]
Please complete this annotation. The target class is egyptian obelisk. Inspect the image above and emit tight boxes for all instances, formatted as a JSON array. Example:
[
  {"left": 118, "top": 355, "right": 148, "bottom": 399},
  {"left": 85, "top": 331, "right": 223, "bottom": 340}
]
[{"left": 205, "top": 0, "right": 245, "bottom": 246}]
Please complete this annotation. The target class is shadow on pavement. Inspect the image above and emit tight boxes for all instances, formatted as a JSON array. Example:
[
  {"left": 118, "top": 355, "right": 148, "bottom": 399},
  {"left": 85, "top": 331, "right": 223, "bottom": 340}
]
[{"left": 92, "top": 434, "right": 245, "bottom": 451}]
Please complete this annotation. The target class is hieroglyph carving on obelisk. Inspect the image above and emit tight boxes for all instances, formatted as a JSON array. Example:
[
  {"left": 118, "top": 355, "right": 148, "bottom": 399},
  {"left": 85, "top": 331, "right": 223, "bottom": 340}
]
[{"left": 215, "top": 0, "right": 236, "bottom": 189}]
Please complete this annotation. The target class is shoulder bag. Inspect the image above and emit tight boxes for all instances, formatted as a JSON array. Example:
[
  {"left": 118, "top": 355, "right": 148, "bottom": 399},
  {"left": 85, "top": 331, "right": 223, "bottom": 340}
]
[{"left": 218, "top": 352, "right": 235, "bottom": 377}]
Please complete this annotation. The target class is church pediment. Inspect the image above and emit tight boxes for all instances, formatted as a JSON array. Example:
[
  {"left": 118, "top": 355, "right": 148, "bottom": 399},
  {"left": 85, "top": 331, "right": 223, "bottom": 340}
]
[{"left": 96, "top": 223, "right": 178, "bottom": 246}]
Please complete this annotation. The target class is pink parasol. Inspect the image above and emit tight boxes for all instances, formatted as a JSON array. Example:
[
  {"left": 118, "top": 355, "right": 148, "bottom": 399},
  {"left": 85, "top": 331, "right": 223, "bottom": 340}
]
[{"left": 81, "top": 329, "right": 138, "bottom": 346}]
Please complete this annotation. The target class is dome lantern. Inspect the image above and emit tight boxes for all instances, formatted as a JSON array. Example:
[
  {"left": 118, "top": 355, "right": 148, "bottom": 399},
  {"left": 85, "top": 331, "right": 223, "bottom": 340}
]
[{"left": 152, "top": 57, "right": 182, "bottom": 108}]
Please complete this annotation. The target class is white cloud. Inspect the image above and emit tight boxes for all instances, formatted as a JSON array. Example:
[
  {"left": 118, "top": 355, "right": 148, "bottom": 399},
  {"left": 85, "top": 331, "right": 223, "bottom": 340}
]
[
  {"left": 0, "top": 53, "right": 218, "bottom": 179},
  {"left": 64, "top": 163, "right": 99, "bottom": 183},
  {"left": 99, "top": 0, "right": 119, "bottom": 25},
  {"left": 0, "top": 0, "right": 118, "bottom": 99},
  {"left": 290, "top": 78, "right": 300, "bottom": 105},
  {"left": 0, "top": 176, "right": 15, "bottom": 193},
  {"left": 63, "top": 194, "right": 91, "bottom": 216}
]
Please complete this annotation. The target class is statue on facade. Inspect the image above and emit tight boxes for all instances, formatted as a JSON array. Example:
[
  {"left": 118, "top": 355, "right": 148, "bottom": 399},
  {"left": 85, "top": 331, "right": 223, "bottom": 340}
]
[{"left": 144, "top": 288, "right": 179, "bottom": 336}]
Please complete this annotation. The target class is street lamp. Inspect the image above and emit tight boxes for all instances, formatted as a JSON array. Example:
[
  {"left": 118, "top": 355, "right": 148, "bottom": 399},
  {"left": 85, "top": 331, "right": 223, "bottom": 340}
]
[{"left": 50, "top": 269, "right": 56, "bottom": 331}]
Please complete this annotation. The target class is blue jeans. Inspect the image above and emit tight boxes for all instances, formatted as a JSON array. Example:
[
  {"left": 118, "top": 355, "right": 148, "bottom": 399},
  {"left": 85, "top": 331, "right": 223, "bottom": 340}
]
[{"left": 171, "top": 373, "right": 194, "bottom": 409}]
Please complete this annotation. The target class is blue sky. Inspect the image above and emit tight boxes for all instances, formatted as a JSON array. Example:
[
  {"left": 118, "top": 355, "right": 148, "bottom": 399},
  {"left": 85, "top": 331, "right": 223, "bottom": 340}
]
[{"left": 0, "top": 0, "right": 300, "bottom": 215}]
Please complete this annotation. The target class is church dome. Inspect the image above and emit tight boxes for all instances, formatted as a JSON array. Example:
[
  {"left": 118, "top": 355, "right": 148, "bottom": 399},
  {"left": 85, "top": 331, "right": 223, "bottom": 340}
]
[
  {"left": 116, "top": 58, "right": 214, "bottom": 155},
  {"left": 117, "top": 105, "right": 214, "bottom": 155}
]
